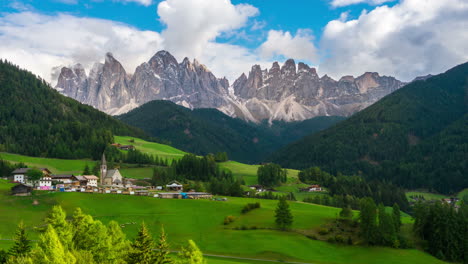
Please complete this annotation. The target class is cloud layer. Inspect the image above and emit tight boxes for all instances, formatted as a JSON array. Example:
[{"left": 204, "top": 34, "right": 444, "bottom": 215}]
[
  {"left": 0, "top": 0, "right": 467, "bottom": 86},
  {"left": 321, "top": 0, "right": 468, "bottom": 80},
  {"left": 331, "top": 0, "right": 395, "bottom": 7}
]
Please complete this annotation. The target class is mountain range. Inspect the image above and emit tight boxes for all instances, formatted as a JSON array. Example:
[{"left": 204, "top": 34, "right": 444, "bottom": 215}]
[{"left": 55, "top": 50, "right": 404, "bottom": 122}]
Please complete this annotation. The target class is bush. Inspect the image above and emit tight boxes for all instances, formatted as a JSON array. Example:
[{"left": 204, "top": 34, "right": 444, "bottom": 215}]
[
  {"left": 334, "top": 235, "right": 345, "bottom": 243},
  {"left": 327, "top": 237, "right": 336, "bottom": 243},
  {"left": 318, "top": 228, "right": 329, "bottom": 235},
  {"left": 223, "top": 215, "right": 235, "bottom": 225},
  {"left": 241, "top": 202, "right": 261, "bottom": 214}
]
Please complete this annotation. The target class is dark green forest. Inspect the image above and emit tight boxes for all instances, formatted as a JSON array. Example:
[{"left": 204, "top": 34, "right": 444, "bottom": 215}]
[
  {"left": 117, "top": 100, "right": 344, "bottom": 163},
  {"left": 270, "top": 62, "right": 468, "bottom": 194},
  {"left": 0, "top": 60, "right": 147, "bottom": 160}
]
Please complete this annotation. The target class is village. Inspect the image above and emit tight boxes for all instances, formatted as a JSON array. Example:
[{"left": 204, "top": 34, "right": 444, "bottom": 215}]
[{"left": 7, "top": 154, "right": 214, "bottom": 200}]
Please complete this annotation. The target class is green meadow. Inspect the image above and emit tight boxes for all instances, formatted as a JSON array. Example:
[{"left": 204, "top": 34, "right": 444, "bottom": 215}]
[
  {"left": 0, "top": 180, "right": 445, "bottom": 264},
  {"left": 114, "top": 136, "right": 186, "bottom": 162}
]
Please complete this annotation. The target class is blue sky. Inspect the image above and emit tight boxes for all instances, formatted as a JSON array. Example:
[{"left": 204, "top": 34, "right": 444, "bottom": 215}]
[{"left": 0, "top": 0, "right": 466, "bottom": 83}]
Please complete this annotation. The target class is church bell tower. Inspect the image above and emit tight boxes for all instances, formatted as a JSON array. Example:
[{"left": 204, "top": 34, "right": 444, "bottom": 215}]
[{"left": 100, "top": 153, "right": 107, "bottom": 185}]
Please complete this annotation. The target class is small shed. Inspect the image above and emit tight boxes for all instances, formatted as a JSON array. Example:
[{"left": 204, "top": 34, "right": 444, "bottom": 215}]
[{"left": 11, "top": 184, "right": 33, "bottom": 196}]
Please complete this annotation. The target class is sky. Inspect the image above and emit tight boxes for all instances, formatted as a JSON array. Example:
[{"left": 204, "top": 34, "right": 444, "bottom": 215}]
[{"left": 0, "top": 0, "right": 467, "bottom": 84}]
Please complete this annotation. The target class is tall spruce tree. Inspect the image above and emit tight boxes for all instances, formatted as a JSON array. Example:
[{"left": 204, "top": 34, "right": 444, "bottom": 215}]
[
  {"left": 359, "top": 198, "right": 377, "bottom": 245},
  {"left": 45, "top": 206, "right": 73, "bottom": 249},
  {"left": 83, "top": 164, "right": 91, "bottom": 175},
  {"left": 392, "top": 203, "right": 401, "bottom": 232},
  {"left": 155, "top": 226, "right": 172, "bottom": 264},
  {"left": 377, "top": 204, "right": 397, "bottom": 247},
  {"left": 8, "top": 222, "right": 31, "bottom": 258},
  {"left": 275, "top": 197, "right": 293, "bottom": 230},
  {"left": 126, "top": 223, "right": 156, "bottom": 264}
]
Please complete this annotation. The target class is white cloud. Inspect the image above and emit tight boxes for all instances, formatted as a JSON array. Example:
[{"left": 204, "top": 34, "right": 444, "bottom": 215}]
[
  {"left": 258, "top": 29, "right": 318, "bottom": 63},
  {"left": 320, "top": 0, "right": 468, "bottom": 81},
  {"left": 331, "top": 0, "right": 395, "bottom": 7},
  {"left": 0, "top": 12, "right": 163, "bottom": 82},
  {"left": 157, "top": 0, "right": 258, "bottom": 60},
  {"left": 116, "top": 0, "right": 153, "bottom": 6}
]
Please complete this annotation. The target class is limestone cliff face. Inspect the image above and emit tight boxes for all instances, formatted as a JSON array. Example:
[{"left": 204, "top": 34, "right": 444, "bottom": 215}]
[{"left": 55, "top": 50, "right": 404, "bottom": 122}]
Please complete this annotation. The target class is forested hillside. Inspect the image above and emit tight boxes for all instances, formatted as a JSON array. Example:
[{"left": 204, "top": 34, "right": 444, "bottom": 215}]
[
  {"left": 270, "top": 62, "right": 468, "bottom": 194},
  {"left": 0, "top": 60, "right": 147, "bottom": 159},
  {"left": 117, "top": 100, "right": 344, "bottom": 163}
]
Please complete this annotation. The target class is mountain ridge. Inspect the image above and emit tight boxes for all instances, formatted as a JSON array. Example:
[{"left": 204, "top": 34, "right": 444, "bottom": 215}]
[{"left": 56, "top": 50, "right": 405, "bottom": 122}]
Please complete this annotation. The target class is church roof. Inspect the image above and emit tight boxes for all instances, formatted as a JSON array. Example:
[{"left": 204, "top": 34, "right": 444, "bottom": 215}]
[
  {"left": 101, "top": 153, "right": 107, "bottom": 166},
  {"left": 105, "top": 169, "right": 121, "bottom": 179}
]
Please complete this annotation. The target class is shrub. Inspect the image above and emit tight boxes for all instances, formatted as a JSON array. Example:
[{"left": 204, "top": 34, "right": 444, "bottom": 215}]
[
  {"left": 223, "top": 215, "right": 235, "bottom": 225},
  {"left": 327, "top": 237, "right": 336, "bottom": 243},
  {"left": 241, "top": 202, "right": 261, "bottom": 214},
  {"left": 318, "top": 228, "right": 329, "bottom": 235},
  {"left": 334, "top": 235, "right": 345, "bottom": 243}
]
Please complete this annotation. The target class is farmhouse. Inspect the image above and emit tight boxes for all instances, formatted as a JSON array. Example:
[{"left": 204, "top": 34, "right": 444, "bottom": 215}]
[
  {"left": 51, "top": 174, "right": 75, "bottom": 184},
  {"left": 249, "top": 185, "right": 264, "bottom": 192},
  {"left": 166, "top": 181, "right": 183, "bottom": 191},
  {"left": 11, "top": 168, "right": 52, "bottom": 189},
  {"left": 11, "top": 183, "right": 33, "bottom": 196},
  {"left": 302, "top": 185, "right": 323, "bottom": 192},
  {"left": 83, "top": 175, "right": 99, "bottom": 187}
]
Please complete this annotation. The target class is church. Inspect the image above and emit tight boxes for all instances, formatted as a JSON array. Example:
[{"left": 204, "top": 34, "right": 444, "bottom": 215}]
[{"left": 100, "top": 154, "right": 124, "bottom": 187}]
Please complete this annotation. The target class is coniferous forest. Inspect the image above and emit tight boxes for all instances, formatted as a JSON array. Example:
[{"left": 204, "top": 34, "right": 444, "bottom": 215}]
[{"left": 0, "top": 60, "right": 147, "bottom": 160}]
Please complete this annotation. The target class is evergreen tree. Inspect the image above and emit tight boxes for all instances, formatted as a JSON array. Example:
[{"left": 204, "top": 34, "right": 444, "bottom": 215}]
[
  {"left": 126, "top": 223, "right": 156, "bottom": 264},
  {"left": 34, "top": 225, "right": 76, "bottom": 264},
  {"left": 83, "top": 164, "right": 91, "bottom": 175},
  {"left": 359, "top": 198, "right": 377, "bottom": 245},
  {"left": 275, "top": 197, "right": 293, "bottom": 230},
  {"left": 25, "top": 168, "right": 43, "bottom": 187},
  {"left": 0, "top": 250, "right": 7, "bottom": 264},
  {"left": 8, "top": 222, "right": 31, "bottom": 258},
  {"left": 155, "top": 226, "right": 172, "bottom": 264},
  {"left": 178, "top": 240, "right": 205, "bottom": 264},
  {"left": 377, "top": 204, "right": 397, "bottom": 247},
  {"left": 339, "top": 206, "right": 353, "bottom": 219},
  {"left": 392, "top": 203, "right": 401, "bottom": 232},
  {"left": 92, "top": 164, "right": 100, "bottom": 177}
]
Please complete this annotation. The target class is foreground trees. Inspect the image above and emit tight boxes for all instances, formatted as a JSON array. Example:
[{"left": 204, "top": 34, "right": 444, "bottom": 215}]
[{"left": 1, "top": 206, "right": 205, "bottom": 264}]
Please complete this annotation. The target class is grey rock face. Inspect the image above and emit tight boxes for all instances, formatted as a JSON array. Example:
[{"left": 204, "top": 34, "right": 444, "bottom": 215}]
[{"left": 55, "top": 50, "right": 404, "bottom": 121}]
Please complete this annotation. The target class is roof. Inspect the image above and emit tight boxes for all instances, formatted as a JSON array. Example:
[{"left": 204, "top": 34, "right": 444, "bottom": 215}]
[
  {"left": 167, "top": 180, "right": 182, "bottom": 185},
  {"left": 51, "top": 174, "right": 74, "bottom": 179},
  {"left": 106, "top": 169, "right": 122, "bottom": 179},
  {"left": 101, "top": 153, "right": 107, "bottom": 166},
  {"left": 12, "top": 168, "right": 51, "bottom": 174},
  {"left": 12, "top": 168, "right": 30, "bottom": 174},
  {"left": 83, "top": 175, "right": 99, "bottom": 180},
  {"left": 11, "top": 183, "right": 33, "bottom": 192},
  {"left": 74, "top": 176, "right": 87, "bottom": 181}
]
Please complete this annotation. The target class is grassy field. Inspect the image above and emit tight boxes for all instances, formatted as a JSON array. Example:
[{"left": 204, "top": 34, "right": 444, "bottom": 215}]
[
  {"left": 114, "top": 136, "right": 186, "bottom": 162},
  {"left": 0, "top": 179, "right": 444, "bottom": 264},
  {"left": 0, "top": 152, "right": 96, "bottom": 175},
  {"left": 457, "top": 188, "right": 468, "bottom": 199},
  {"left": 406, "top": 191, "right": 448, "bottom": 201}
]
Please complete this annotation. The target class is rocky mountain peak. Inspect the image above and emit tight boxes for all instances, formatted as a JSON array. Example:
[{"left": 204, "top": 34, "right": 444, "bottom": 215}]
[{"left": 56, "top": 50, "right": 404, "bottom": 122}]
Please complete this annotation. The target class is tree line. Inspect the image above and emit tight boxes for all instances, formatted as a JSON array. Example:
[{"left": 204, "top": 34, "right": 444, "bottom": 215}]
[
  {"left": 413, "top": 201, "right": 468, "bottom": 263},
  {"left": 298, "top": 167, "right": 409, "bottom": 211},
  {"left": 0, "top": 206, "right": 206, "bottom": 264},
  {"left": 151, "top": 154, "right": 244, "bottom": 197}
]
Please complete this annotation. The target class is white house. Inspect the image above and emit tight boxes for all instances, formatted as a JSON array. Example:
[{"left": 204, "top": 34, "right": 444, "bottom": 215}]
[
  {"left": 38, "top": 174, "right": 52, "bottom": 190},
  {"left": 83, "top": 175, "right": 99, "bottom": 187},
  {"left": 11, "top": 168, "right": 29, "bottom": 183},
  {"left": 12, "top": 168, "right": 52, "bottom": 190}
]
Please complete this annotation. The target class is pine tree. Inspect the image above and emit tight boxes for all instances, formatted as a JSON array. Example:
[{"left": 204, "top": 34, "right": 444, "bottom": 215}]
[
  {"left": 377, "top": 204, "right": 396, "bottom": 246},
  {"left": 126, "top": 223, "right": 156, "bottom": 264},
  {"left": 392, "top": 203, "right": 401, "bottom": 232},
  {"left": 178, "top": 240, "right": 205, "bottom": 264},
  {"left": 275, "top": 197, "right": 293, "bottom": 230},
  {"left": 92, "top": 163, "right": 100, "bottom": 177},
  {"left": 8, "top": 222, "right": 31, "bottom": 258},
  {"left": 155, "top": 226, "right": 172, "bottom": 264},
  {"left": 107, "top": 221, "right": 130, "bottom": 263}
]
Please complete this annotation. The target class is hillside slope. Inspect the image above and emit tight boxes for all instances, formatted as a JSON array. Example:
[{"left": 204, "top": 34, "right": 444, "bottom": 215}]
[
  {"left": 270, "top": 62, "right": 468, "bottom": 194},
  {"left": 0, "top": 60, "right": 147, "bottom": 160},
  {"left": 117, "top": 100, "right": 344, "bottom": 163}
]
